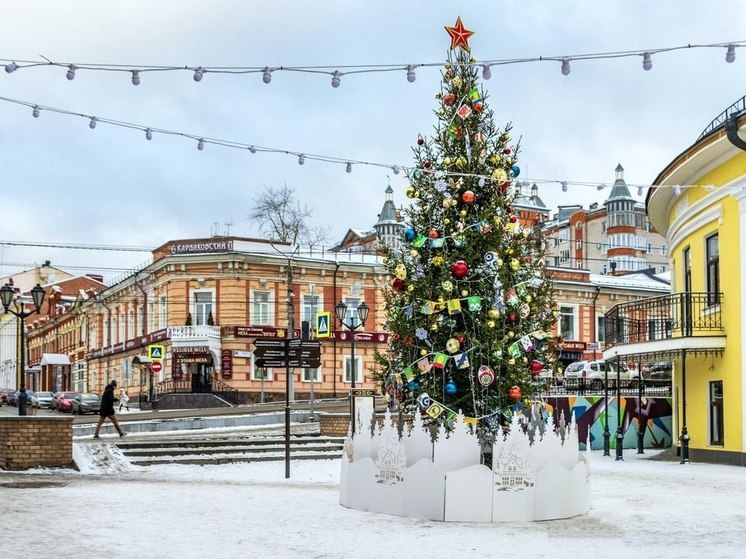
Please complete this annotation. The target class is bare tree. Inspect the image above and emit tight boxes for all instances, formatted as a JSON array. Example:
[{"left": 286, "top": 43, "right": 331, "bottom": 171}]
[{"left": 248, "top": 184, "right": 330, "bottom": 246}]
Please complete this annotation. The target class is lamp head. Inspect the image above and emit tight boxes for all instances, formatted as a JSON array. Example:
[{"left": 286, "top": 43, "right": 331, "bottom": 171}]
[
  {"left": 31, "top": 284, "right": 45, "bottom": 312},
  {"left": 357, "top": 301, "right": 370, "bottom": 326},
  {"left": 0, "top": 283, "right": 13, "bottom": 312},
  {"left": 334, "top": 301, "right": 347, "bottom": 324}
]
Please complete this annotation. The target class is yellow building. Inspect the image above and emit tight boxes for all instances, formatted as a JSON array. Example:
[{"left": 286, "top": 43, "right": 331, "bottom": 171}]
[{"left": 605, "top": 97, "right": 746, "bottom": 465}]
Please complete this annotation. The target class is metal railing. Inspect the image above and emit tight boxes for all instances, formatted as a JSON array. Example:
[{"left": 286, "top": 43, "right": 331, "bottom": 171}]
[
  {"left": 534, "top": 378, "right": 671, "bottom": 398},
  {"left": 154, "top": 376, "right": 242, "bottom": 406},
  {"left": 697, "top": 94, "right": 746, "bottom": 141},
  {"left": 604, "top": 292, "right": 723, "bottom": 347}
]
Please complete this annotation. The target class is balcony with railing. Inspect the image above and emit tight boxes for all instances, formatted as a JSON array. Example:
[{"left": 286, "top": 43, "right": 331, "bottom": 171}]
[{"left": 603, "top": 292, "right": 726, "bottom": 359}]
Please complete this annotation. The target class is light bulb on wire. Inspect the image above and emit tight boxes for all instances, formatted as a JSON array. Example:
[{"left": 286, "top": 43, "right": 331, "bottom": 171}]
[
  {"left": 248, "top": 146, "right": 257, "bottom": 154},
  {"left": 561, "top": 59, "right": 571, "bottom": 76},
  {"left": 88, "top": 117, "right": 97, "bottom": 129},
  {"left": 197, "top": 138, "right": 205, "bottom": 150},
  {"left": 193, "top": 67, "right": 204, "bottom": 82},
  {"left": 482, "top": 64, "right": 491, "bottom": 80},
  {"left": 4, "top": 61, "right": 18, "bottom": 73},
  {"left": 345, "top": 162, "right": 352, "bottom": 173},
  {"left": 32, "top": 105, "right": 40, "bottom": 118},
  {"left": 406, "top": 65, "right": 416, "bottom": 83},
  {"left": 131, "top": 70, "right": 141, "bottom": 85},
  {"left": 298, "top": 154, "right": 305, "bottom": 165},
  {"left": 642, "top": 52, "right": 652, "bottom": 71},
  {"left": 726, "top": 44, "right": 736, "bottom": 63},
  {"left": 145, "top": 128, "right": 153, "bottom": 140},
  {"left": 66, "top": 65, "right": 77, "bottom": 80},
  {"left": 331, "top": 71, "right": 341, "bottom": 88},
  {"left": 392, "top": 165, "right": 400, "bottom": 175},
  {"left": 262, "top": 67, "right": 272, "bottom": 84}
]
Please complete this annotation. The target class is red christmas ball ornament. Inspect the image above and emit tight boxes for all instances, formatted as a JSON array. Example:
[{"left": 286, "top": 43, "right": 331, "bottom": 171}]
[
  {"left": 392, "top": 278, "right": 406, "bottom": 292},
  {"left": 429, "top": 228, "right": 440, "bottom": 239},
  {"left": 507, "top": 206, "right": 514, "bottom": 213},
  {"left": 503, "top": 147, "right": 512, "bottom": 155},
  {"left": 461, "top": 190, "right": 476, "bottom": 204},
  {"left": 498, "top": 182, "right": 510, "bottom": 193},
  {"left": 509, "top": 215, "right": 518, "bottom": 223},
  {"left": 443, "top": 93, "right": 457, "bottom": 106},
  {"left": 472, "top": 101, "right": 484, "bottom": 113},
  {"left": 529, "top": 360, "right": 543, "bottom": 374},
  {"left": 508, "top": 386, "right": 522, "bottom": 400},
  {"left": 424, "top": 160, "right": 432, "bottom": 169},
  {"left": 451, "top": 260, "right": 469, "bottom": 279},
  {"left": 404, "top": 336, "right": 414, "bottom": 346},
  {"left": 417, "top": 135, "right": 424, "bottom": 146},
  {"left": 508, "top": 313, "right": 517, "bottom": 322},
  {"left": 393, "top": 332, "right": 401, "bottom": 340}
]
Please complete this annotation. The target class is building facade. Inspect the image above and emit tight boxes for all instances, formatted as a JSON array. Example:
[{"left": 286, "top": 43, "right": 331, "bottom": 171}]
[
  {"left": 605, "top": 97, "right": 746, "bottom": 465},
  {"left": 543, "top": 165, "right": 669, "bottom": 275}
]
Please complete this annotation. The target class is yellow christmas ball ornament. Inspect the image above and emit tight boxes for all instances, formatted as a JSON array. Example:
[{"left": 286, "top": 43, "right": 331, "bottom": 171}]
[
  {"left": 410, "top": 249, "right": 418, "bottom": 258},
  {"left": 435, "top": 92, "right": 442, "bottom": 99},
  {"left": 461, "top": 289, "right": 469, "bottom": 297},
  {"left": 452, "top": 76, "right": 462, "bottom": 87},
  {"left": 495, "top": 258, "right": 503, "bottom": 267},
  {"left": 430, "top": 323, "right": 439, "bottom": 332},
  {"left": 444, "top": 157, "right": 452, "bottom": 166},
  {"left": 407, "top": 285, "right": 414, "bottom": 292},
  {"left": 443, "top": 218, "right": 451, "bottom": 225},
  {"left": 510, "top": 259, "right": 520, "bottom": 271},
  {"left": 442, "top": 198, "right": 451, "bottom": 209},
  {"left": 508, "top": 358, "right": 516, "bottom": 366},
  {"left": 525, "top": 295, "right": 532, "bottom": 303},
  {"left": 414, "top": 190, "right": 421, "bottom": 198},
  {"left": 508, "top": 331, "right": 515, "bottom": 338},
  {"left": 492, "top": 168, "right": 508, "bottom": 183},
  {"left": 420, "top": 348, "right": 428, "bottom": 356},
  {"left": 395, "top": 263, "right": 407, "bottom": 280},
  {"left": 459, "top": 210, "right": 467, "bottom": 218},
  {"left": 488, "top": 309, "right": 499, "bottom": 319},
  {"left": 432, "top": 256, "right": 444, "bottom": 266},
  {"left": 487, "top": 320, "right": 496, "bottom": 328},
  {"left": 442, "top": 280, "right": 454, "bottom": 292},
  {"left": 406, "top": 186, "right": 415, "bottom": 198},
  {"left": 522, "top": 357, "right": 528, "bottom": 364}
]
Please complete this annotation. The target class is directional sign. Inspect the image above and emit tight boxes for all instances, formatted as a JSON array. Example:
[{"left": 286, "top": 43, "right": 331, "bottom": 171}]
[
  {"left": 254, "top": 358, "right": 322, "bottom": 369},
  {"left": 288, "top": 339, "right": 321, "bottom": 351},
  {"left": 316, "top": 311, "right": 331, "bottom": 338},
  {"left": 150, "top": 360, "right": 163, "bottom": 374},
  {"left": 254, "top": 338, "right": 288, "bottom": 349},
  {"left": 148, "top": 344, "right": 165, "bottom": 361}
]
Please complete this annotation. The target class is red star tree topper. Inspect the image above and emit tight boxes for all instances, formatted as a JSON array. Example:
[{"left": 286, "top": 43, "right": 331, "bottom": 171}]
[{"left": 445, "top": 16, "right": 474, "bottom": 52}]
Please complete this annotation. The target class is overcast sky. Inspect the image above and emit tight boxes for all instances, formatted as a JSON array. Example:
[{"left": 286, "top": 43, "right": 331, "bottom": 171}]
[{"left": 1, "top": 0, "right": 744, "bottom": 282}]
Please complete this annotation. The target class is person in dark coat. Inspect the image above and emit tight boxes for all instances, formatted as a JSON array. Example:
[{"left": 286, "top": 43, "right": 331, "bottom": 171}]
[{"left": 93, "top": 380, "right": 126, "bottom": 439}]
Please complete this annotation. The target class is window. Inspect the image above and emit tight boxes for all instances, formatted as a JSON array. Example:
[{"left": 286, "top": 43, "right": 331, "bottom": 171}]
[
  {"left": 121, "top": 358, "right": 133, "bottom": 385},
  {"left": 252, "top": 362, "right": 272, "bottom": 381},
  {"left": 344, "top": 355, "right": 363, "bottom": 383},
  {"left": 559, "top": 249, "right": 570, "bottom": 263},
  {"left": 706, "top": 234, "right": 719, "bottom": 306},
  {"left": 193, "top": 291, "right": 213, "bottom": 325},
  {"left": 158, "top": 296, "right": 167, "bottom": 329},
  {"left": 659, "top": 244, "right": 667, "bottom": 256},
  {"left": 596, "top": 315, "right": 605, "bottom": 343},
  {"left": 252, "top": 291, "right": 272, "bottom": 325},
  {"left": 559, "top": 306, "right": 577, "bottom": 340},
  {"left": 302, "top": 293, "right": 320, "bottom": 326},
  {"left": 709, "top": 381, "right": 724, "bottom": 446},
  {"left": 303, "top": 368, "right": 321, "bottom": 382}
]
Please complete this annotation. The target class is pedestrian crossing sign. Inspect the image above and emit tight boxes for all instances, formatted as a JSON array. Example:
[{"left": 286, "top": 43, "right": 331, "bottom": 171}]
[
  {"left": 148, "top": 344, "right": 165, "bottom": 361},
  {"left": 316, "top": 311, "right": 331, "bottom": 339}
]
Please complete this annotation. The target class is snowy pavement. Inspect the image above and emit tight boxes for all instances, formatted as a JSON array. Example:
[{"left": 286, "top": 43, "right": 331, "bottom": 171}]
[{"left": 1, "top": 445, "right": 745, "bottom": 559}]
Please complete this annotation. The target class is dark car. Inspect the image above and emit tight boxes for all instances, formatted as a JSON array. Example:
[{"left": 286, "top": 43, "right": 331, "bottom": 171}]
[
  {"left": 647, "top": 361, "right": 673, "bottom": 380},
  {"left": 72, "top": 393, "right": 101, "bottom": 415},
  {"left": 56, "top": 392, "right": 80, "bottom": 413},
  {"left": 10, "top": 390, "right": 35, "bottom": 407},
  {"left": 0, "top": 389, "right": 12, "bottom": 405}
]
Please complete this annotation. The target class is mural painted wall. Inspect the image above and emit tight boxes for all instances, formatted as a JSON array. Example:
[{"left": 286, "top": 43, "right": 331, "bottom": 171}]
[{"left": 544, "top": 397, "right": 673, "bottom": 450}]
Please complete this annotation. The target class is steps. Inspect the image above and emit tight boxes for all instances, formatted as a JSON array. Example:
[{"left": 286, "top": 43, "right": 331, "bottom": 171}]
[{"left": 115, "top": 433, "right": 346, "bottom": 466}]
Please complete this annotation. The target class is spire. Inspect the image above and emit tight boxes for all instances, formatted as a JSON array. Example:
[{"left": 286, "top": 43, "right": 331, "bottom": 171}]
[{"left": 606, "top": 163, "right": 634, "bottom": 202}]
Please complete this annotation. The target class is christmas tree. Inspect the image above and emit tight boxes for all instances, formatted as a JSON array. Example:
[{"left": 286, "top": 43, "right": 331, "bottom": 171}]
[{"left": 377, "top": 18, "right": 559, "bottom": 441}]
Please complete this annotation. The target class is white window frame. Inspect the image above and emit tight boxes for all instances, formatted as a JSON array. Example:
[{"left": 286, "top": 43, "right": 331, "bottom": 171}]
[
  {"left": 344, "top": 355, "right": 363, "bottom": 383},
  {"left": 302, "top": 292, "right": 322, "bottom": 332},
  {"left": 303, "top": 367, "right": 322, "bottom": 382},
  {"left": 158, "top": 295, "right": 168, "bottom": 329},
  {"left": 596, "top": 314, "right": 606, "bottom": 343},
  {"left": 251, "top": 289, "right": 274, "bottom": 326},
  {"left": 559, "top": 304, "right": 578, "bottom": 341},
  {"left": 192, "top": 289, "right": 215, "bottom": 326},
  {"left": 250, "top": 355, "right": 273, "bottom": 381},
  {"left": 342, "top": 296, "right": 362, "bottom": 329}
]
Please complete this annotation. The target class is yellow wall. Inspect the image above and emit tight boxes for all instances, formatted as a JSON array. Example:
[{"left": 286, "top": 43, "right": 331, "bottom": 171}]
[{"left": 669, "top": 153, "right": 744, "bottom": 453}]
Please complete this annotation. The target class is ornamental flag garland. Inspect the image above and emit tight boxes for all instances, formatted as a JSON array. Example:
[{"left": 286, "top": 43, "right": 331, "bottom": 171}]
[{"left": 375, "top": 19, "right": 560, "bottom": 443}]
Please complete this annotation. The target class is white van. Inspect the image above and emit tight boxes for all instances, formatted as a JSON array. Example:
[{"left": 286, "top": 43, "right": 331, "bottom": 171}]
[{"left": 563, "top": 360, "right": 639, "bottom": 391}]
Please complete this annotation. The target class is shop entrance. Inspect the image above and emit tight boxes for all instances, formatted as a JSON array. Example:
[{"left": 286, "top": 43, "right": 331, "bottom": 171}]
[{"left": 191, "top": 363, "right": 213, "bottom": 393}]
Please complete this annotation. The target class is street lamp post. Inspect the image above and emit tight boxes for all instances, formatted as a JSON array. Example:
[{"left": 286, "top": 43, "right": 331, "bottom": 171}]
[
  {"left": 1, "top": 283, "right": 45, "bottom": 416},
  {"left": 615, "top": 353, "right": 624, "bottom": 461},
  {"left": 335, "top": 300, "right": 369, "bottom": 436},
  {"left": 603, "top": 364, "right": 610, "bottom": 456}
]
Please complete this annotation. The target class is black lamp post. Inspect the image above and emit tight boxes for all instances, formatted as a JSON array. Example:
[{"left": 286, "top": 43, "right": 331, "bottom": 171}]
[
  {"left": 603, "top": 364, "right": 610, "bottom": 456},
  {"left": 615, "top": 353, "right": 624, "bottom": 461},
  {"left": 1, "top": 283, "right": 45, "bottom": 416},
  {"left": 335, "top": 300, "right": 369, "bottom": 435}
]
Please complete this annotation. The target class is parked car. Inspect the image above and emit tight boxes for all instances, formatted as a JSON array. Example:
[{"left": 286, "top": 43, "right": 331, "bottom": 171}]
[
  {"left": 0, "top": 388, "right": 12, "bottom": 405},
  {"left": 563, "top": 360, "right": 639, "bottom": 391},
  {"left": 72, "top": 393, "right": 101, "bottom": 415},
  {"left": 646, "top": 361, "right": 673, "bottom": 380},
  {"left": 31, "top": 391, "right": 54, "bottom": 409},
  {"left": 11, "top": 390, "right": 35, "bottom": 407},
  {"left": 56, "top": 392, "right": 80, "bottom": 413},
  {"left": 50, "top": 392, "right": 61, "bottom": 411}
]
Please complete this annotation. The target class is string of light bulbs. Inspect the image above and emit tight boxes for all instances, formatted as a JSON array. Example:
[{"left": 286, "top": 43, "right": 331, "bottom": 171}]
[
  {"left": 1, "top": 40, "right": 743, "bottom": 86},
  {"left": 0, "top": 94, "right": 717, "bottom": 194}
]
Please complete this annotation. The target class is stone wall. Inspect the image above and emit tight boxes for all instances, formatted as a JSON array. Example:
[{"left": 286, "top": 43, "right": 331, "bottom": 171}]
[
  {"left": 0, "top": 416, "right": 74, "bottom": 470},
  {"left": 319, "top": 412, "right": 414, "bottom": 437}
]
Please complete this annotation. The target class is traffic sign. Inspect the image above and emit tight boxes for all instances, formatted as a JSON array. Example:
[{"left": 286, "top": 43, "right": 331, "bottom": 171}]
[
  {"left": 150, "top": 360, "right": 163, "bottom": 373},
  {"left": 148, "top": 344, "right": 165, "bottom": 361},
  {"left": 316, "top": 311, "right": 331, "bottom": 338}
]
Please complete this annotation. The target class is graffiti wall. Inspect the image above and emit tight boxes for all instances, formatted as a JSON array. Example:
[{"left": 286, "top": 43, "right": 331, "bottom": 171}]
[{"left": 544, "top": 396, "right": 673, "bottom": 450}]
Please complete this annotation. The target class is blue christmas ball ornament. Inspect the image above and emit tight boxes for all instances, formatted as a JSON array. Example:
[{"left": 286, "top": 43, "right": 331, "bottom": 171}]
[
  {"left": 444, "top": 380, "right": 457, "bottom": 395},
  {"left": 408, "top": 379, "right": 420, "bottom": 391},
  {"left": 511, "top": 164, "right": 520, "bottom": 177},
  {"left": 404, "top": 227, "right": 417, "bottom": 242}
]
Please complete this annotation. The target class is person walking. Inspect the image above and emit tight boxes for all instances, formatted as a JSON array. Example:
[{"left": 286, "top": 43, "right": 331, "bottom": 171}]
[
  {"left": 93, "top": 380, "right": 126, "bottom": 439},
  {"left": 118, "top": 388, "right": 130, "bottom": 412}
]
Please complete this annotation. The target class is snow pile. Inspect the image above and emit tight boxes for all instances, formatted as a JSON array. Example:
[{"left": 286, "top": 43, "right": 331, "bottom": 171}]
[{"left": 72, "top": 442, "right": 137, "bottom": 474}]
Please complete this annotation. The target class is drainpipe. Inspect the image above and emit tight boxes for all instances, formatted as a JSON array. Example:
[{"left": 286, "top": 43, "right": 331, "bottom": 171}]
[
  {"left": 134, "top": 274, "right": 148, "bottom": 336},
  {"left": 592, "top": 285, "right": 601, "bottom": 360},
  {"left": 98, "top": 294, "right": 112, "bottom": 387},
  {"left": 333, "top": 261, "right": 340, "bottom": 398},
  {"left": 725, "top": 112, "right": 746, "bottom": 151}
]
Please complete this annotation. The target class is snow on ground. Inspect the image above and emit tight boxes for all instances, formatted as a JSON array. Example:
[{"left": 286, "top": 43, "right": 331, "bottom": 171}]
[{"left": 1, "top": 446, "right": 745, "bottom": 559}]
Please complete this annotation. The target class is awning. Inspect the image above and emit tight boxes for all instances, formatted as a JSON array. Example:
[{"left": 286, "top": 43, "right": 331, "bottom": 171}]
[
  {"left": 40, "top": 353, "right": 71, "bottom": 366},
  {"left": 132, "top": 355, "right": 152, "bottom": 364}
]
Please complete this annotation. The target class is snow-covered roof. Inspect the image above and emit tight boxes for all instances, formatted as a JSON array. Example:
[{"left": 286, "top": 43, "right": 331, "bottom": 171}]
[{"left": 590, "top": 272, "right": 671, "bottom": 292}]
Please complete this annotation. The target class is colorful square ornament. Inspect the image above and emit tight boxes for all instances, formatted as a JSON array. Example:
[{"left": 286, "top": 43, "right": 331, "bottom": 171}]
[
  {"left": 420, "top": 301, "right": 437, "bottom": 315},
  {"left": 508, "top": 342, "right": 521, "bottom": 359},
  {"left": 433, "top": 353, "right": 449, "bottom": 369},
  {"left": 429, "top": 238, "right": 445, "bottom": 249},
  {"left": 447, "top": 298, "right": 462, "bottom": 315},
  {"left": 426, "top": 402, "right": 445, "bottom": 419},
  {"left": 412, "top": 235, "right": 427, "bottom": 248},
  {"left": 468, "top": 87, "right": 481, "bottom": 101},
  {"left": 505, "top": 288, "right": 519, "bottom": 306},
  {"left": 453, "top": 353, "right": 470, "bottom": 369},
  {"left": 519, "top": 335, "right": 535, "bottom": 352},
  {"left": 416, "top": 356, "right": 432, "bottom": 372},
  {"left": 467, "top": 296, "right": 482, "bottom": 311},
  {"left": 457, "top": 104, "right": 472, "bottom": 120},
  {"left": 402, "top": 367, "right": 415, "bottom": 381}
]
